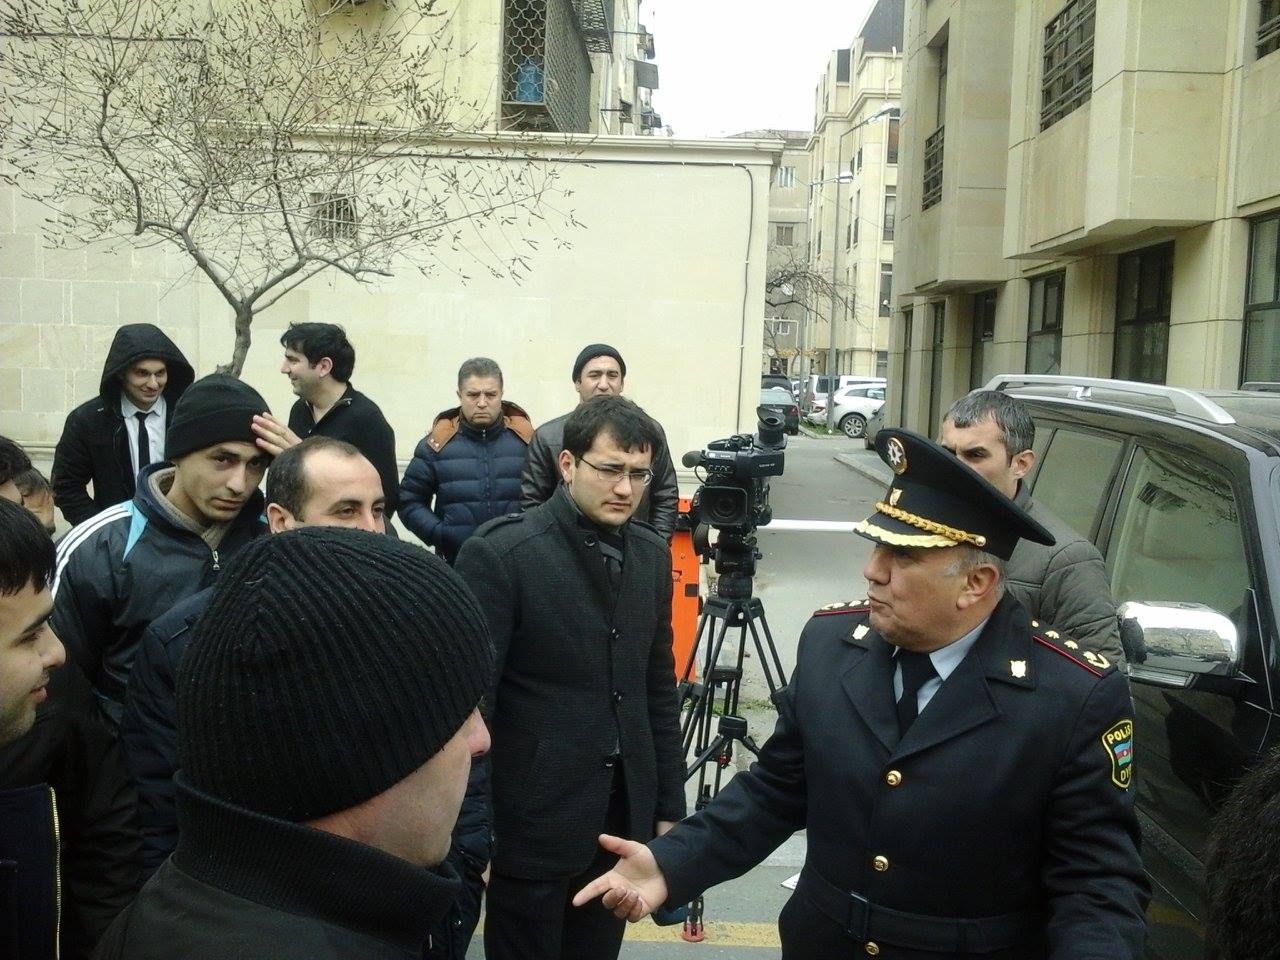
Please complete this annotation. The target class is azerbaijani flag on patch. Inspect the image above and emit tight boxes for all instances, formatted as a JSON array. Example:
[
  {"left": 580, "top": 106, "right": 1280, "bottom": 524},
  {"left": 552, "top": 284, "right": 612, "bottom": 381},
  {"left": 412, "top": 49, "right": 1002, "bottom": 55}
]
[{"left": 1112, "top": 740, "right": 1133, "bottom": 765}]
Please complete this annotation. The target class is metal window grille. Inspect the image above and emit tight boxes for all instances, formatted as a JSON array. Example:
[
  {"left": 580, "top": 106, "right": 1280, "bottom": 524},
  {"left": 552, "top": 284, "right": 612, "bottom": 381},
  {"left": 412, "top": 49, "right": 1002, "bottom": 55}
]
[
  {"left": 922, "top": 125, "right": 944, "bottom": 210},
  {"left": 502, "top": 0, "right": 591, "bottom": 133},
  {"left": 1041, "top": 0, "right": 1095, "bottom": 130},
  {"left": 1261, "top": 0, "right": 1280, "bottom": 57},
  {"left": 1113, "top": 243, "right": 1173, "bottom": 384},
  {"left": 880, "top": 263, "right": 893, "bottom": 318},
  {"left": 571, "top": 0, "right": 614, "bottom": 53},
  {"left": 309, "top": 193, "right": 357, "bottom": 242},
  {"left": 883, "top": 187, "right": 896, "bottom": 242}
]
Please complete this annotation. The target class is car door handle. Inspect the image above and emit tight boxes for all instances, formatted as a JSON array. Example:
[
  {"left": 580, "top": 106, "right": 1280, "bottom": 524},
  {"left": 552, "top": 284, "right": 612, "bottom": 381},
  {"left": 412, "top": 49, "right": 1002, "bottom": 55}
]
[{"left": 1125, "top": 664, "right": 1192, "bottom": 689}]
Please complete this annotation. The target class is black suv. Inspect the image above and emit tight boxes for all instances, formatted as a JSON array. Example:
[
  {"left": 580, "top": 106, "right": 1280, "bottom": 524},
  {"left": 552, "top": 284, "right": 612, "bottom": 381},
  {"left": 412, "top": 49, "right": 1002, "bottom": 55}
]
[{"left": 987, "top": 375, "right": 1280, "bottom": 960}]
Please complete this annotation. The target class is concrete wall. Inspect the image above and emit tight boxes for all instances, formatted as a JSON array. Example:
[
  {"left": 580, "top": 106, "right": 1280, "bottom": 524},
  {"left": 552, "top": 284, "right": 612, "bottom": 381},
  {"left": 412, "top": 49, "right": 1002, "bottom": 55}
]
[{"left": 1, "top": 135, "right": 779, "bottom": 501}]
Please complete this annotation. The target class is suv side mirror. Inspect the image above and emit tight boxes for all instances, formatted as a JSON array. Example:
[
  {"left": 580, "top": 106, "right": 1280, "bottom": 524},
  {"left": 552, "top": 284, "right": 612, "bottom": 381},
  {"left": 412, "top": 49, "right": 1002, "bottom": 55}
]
[{"left": 1118, "top": 601, "right": 1241, "bottom": 684}]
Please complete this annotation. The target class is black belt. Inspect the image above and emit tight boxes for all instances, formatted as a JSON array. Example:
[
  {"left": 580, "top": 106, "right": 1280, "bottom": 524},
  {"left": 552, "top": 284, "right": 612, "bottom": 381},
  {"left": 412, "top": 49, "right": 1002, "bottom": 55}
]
[{"left": 796, "top": 863, "right": 1042, "bottom": 953}]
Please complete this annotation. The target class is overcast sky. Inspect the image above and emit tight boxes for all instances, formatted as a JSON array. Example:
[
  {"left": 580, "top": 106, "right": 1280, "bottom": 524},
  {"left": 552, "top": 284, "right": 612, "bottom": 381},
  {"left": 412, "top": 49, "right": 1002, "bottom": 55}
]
[{"left": 641, "top": 0, "right": 874, "bottom": 138}]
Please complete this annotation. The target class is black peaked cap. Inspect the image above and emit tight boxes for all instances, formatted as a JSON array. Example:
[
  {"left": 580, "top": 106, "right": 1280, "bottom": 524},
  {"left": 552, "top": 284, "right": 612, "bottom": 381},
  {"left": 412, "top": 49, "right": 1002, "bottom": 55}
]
[{"left": 852, "top": 428, "right": 1055, "bottom": 561}]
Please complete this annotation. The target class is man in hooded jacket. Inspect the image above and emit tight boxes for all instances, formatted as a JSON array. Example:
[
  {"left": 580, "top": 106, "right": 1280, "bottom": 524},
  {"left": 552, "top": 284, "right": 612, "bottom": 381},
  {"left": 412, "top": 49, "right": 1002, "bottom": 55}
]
[{"left": 52, "top": 324, "right": 195, "bottom": 526}]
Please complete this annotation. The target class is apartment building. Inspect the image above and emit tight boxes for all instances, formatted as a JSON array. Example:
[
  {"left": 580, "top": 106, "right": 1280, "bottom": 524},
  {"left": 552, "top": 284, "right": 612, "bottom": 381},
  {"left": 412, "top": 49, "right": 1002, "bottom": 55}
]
[
  {"left": 803, "top": 0, "right": 904, "bottom": 380},
  {"left": 893, "top": 0, "right": 1280, "bottom": 433}
]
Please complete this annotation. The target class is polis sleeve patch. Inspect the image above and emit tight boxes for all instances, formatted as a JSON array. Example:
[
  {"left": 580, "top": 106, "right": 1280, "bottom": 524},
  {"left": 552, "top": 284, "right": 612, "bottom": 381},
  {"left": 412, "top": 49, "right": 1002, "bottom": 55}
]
[{"left": 1102, "top": 719, "right": 1134, "bottom": 789}]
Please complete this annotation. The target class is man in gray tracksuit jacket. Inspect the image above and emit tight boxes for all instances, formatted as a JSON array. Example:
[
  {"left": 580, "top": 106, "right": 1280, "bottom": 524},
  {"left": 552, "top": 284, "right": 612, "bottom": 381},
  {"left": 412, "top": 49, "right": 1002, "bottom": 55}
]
[{"left": 940, "top": 391, "right": 1124, "bottom": 664}]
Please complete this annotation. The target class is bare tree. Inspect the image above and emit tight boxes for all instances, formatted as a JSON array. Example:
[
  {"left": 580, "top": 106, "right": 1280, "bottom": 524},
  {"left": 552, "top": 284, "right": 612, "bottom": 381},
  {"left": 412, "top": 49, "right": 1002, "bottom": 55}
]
[
  {"left": 1, "top": 0, "right": 579, "bottom": 374},
  {"left": 763, "top": 252, "right": 858, "bottom": 374}
]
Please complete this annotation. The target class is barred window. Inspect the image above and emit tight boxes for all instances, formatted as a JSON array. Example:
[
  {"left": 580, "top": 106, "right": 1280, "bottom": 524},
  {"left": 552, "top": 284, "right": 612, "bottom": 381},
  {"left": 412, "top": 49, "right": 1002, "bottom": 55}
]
[
  {"left": 1113, "top": 242, "right": 1173, "bottom": 384},
  {"left": 309, "top": 194, "right": 357, "bottom": 242},
  {"left": 1260, "top": 0, "right": 1280, "bottom": 58},
  {"left": 1041, "top": 0, "right": 1095, "bottom": 130},
  {"left": 922, "top": 125, "right": 944, "bottom": 210},
  {"left": 883, "top": 186, "right": 896, "bottom": 241},
  {"left": 1026, "top": 271, "right": 1065, "bottom": 375}
]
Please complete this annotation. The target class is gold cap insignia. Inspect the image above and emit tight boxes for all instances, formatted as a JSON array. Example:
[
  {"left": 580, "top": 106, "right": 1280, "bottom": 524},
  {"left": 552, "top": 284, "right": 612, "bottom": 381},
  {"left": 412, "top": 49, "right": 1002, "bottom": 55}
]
[
  {"left": 886, "top": 436, "right": 908, "bottom": 475},
  {"left": 1010, "top": 660, "right": 1027, "bottom": 679}
]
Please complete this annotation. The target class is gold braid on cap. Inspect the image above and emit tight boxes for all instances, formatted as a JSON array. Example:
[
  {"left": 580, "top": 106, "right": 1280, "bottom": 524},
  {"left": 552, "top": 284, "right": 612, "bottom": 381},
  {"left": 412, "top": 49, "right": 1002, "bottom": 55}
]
[{"left": 873, "top": 501, "right": 988, "bottom": 549}]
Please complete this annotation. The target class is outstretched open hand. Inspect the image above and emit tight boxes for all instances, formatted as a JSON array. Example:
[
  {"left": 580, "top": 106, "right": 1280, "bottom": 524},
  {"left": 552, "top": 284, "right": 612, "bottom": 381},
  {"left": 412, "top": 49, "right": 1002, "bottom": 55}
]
[{"left": 571, "top": 834, "right": 669, "bottom": 922}]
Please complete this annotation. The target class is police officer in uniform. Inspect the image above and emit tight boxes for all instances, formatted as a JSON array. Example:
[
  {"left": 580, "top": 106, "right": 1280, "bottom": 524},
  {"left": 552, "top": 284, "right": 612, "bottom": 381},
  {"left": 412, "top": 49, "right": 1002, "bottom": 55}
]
[{"left": 575, "top": 428, "right": 1148, "bottom": 959}]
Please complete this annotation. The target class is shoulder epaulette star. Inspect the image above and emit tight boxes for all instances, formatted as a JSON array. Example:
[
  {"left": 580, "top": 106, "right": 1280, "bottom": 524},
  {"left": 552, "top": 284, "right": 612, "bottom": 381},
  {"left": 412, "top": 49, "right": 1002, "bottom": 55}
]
[
  {"left": 812, "top": 599, "right": 869, "bottom": 617},
  {"left": 1032, "top": 626, "right": 1114, "bottom": 677}
]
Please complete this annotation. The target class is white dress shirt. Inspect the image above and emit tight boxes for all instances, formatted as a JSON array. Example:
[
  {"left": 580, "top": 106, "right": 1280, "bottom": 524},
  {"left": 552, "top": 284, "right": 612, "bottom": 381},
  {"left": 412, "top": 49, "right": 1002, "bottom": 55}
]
[
  {"left": 893, "top": 616, "right": 991, "bottom": 717},
  {"left": 121, "top": 393, "right": 167, "bottom": 475}
]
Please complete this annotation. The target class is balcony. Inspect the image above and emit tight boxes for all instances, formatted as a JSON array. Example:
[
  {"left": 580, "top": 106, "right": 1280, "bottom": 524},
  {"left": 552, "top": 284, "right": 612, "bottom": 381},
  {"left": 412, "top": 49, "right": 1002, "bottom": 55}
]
[
  {"left": 572, "top": 0, "right": 615, "bottom": 54},
  {"left": 502, "top": 0, "right": 592, "bottom": 133},
  {"left": 922, "top": 125, "right": 944, "bottom": 210}
]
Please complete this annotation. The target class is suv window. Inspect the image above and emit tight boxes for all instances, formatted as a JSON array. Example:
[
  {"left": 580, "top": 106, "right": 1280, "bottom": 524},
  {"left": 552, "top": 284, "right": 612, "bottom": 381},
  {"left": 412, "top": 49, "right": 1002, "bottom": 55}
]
[
  {"left": 1107, "top": 446, "right": 1251, "bottom": 620},
  {"left": 1029, "top": 428, "right": 1124, "bottom": 540}
]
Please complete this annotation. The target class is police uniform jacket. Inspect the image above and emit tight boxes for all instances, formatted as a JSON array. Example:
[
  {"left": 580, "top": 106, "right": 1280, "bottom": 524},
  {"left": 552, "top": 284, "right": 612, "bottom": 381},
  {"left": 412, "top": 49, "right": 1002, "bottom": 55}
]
[
  {"left": 649, "top": 594, "right": 1148, "bottom": 960},
  {"left": 454, "top": 486, "right": 687, "bottom": 880}
]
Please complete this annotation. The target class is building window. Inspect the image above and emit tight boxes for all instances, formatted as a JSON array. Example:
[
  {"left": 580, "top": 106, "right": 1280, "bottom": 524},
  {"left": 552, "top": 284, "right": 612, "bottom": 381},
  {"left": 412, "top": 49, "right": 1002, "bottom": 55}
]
[
  {"left": 970, "top": 288, "right": 997, "bottom": 388},
  {"left": 901, "top": 308, "right": 914, "bottom": 424},
  {"left": 936, "top": 41, "right": 948, "bottom": 125},
  {"left": 875, "top": 349, "right": 889, "bottom": 379},
  {"left": 883, "top": 186, "right": 896, "bottom": 241},
  {"left": 775, "top": 166, "right": 796, "bottom": 188},
  {"left": 928, "top": 302, "right": 946, "bottom": 433},
  {"left": 1261, "top": 0, "right": 1280, "bottom": 58},
  {"left": 310, "top": 194, "right": 358, "bottom": 242},
  {"left": 1243, "top": 213, "right": 1280, "bottom": 383},
  {"left": 1113, "top": 242, "right": 1173, "bottom": 384},
  {"left": 1041, "top": 0, "right": 1095, "bottom": 130},
  {"left": 852, "top": 191, "right": 860, "bottom": 247},
  {"left": 817, "top": 229, "right": 822, "bottom": 257},
  {"left": 836, "top": 48, "right": 851, "bottom": 82},
  {"left": 886, "top": 117, "right": 900, "bottom": 165},
  {"left": 922, "top": 126, "right": 944, "bottom": 210},
  {"left": 879, "top": 262, "right": 893, "bottom": 317},
  {"left": 855, "top": 146, "right": 863, "bottom": 172},
  {"left": 1026, "top": 271, "right": 1065, "bottom": 375},
  {"left": 774, "top": 224, "right": 795, "bottom": 246}
]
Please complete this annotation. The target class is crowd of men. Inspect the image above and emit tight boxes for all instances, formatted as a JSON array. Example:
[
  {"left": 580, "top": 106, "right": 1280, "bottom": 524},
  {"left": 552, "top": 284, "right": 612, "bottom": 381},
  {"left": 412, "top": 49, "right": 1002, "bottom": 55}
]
[{"left": 0, "top": 319, "right": 1271, "bottom": 959}]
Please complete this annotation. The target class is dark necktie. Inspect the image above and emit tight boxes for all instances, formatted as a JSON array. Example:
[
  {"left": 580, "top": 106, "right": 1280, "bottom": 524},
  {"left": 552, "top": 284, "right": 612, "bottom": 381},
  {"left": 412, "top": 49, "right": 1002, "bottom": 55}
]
[
  {"left": 895, "top": 650, "right": 938, "bottom": 736},
  {"left": 134, "top": 411, "right": 151, "bottom": 470}
]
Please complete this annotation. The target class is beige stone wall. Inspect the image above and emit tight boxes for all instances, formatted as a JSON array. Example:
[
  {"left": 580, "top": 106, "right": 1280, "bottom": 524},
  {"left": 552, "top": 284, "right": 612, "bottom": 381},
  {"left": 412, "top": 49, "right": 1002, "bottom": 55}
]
[{"left": 1, "top": 136, "right": 779, "bottom": 500}]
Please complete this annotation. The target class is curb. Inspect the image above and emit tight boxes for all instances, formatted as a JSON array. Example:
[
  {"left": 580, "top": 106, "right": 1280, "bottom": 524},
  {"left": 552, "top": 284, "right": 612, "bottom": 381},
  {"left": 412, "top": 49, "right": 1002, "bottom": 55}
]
[{"left": 834, "top": 452, "right": 892, "bottom": 487}]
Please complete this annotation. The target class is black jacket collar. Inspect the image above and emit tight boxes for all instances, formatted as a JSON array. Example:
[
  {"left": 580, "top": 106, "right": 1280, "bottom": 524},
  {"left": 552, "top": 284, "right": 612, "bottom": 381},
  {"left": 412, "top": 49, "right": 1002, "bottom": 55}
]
[{"left": 172, "top": 777, "right": 458, "bottom": 953}]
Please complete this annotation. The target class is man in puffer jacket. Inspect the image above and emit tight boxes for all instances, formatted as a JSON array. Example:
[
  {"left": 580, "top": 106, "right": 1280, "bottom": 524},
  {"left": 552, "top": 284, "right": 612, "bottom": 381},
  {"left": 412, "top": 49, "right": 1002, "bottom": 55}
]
[{"left": 400, "top": 357, "right": 533, "bottom": 564}]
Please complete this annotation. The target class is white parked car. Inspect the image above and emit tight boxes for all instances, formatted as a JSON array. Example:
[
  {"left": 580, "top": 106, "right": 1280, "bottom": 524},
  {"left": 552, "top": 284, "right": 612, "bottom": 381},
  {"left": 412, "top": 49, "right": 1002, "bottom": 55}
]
[{"left": 806, "top": 384, "right": 886, "bottom": 438}]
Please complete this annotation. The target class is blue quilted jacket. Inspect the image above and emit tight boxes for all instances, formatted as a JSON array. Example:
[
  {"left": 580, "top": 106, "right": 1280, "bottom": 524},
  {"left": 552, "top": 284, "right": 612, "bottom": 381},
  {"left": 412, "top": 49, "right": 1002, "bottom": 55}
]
[{"left": 398, "top": 402, "right": 533, "bottom": 564}]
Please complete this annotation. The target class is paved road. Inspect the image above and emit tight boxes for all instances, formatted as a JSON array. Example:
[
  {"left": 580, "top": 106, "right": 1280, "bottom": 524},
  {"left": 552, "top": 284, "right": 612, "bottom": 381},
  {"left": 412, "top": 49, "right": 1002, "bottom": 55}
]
[{"left": 467, "top": 435, "right": 888, "bottom": 958}]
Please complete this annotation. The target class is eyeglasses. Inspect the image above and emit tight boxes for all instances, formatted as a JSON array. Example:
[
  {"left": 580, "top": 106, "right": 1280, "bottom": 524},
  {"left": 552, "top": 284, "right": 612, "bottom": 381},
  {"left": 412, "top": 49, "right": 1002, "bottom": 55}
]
[{"left": 577, "top": 456, "right": 654, "bottom": 487}]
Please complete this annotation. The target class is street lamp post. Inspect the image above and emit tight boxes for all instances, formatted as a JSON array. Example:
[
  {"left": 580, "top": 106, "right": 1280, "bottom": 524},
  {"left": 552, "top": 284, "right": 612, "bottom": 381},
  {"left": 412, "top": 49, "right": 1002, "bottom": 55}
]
[{"left": 810, "top": 102, "right": 899, "bottom": 433}]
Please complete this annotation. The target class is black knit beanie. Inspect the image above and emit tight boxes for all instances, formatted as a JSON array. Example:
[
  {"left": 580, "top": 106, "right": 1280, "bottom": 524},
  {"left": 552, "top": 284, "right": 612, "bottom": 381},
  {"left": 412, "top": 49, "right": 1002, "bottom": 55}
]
[
  {"left": 571, "top": 343, "right": 626, "bottom": 382},
  {"left": 166, "top": 374, "right": 268, "bottom": 461},
  {"left": 176, "top": 526, "right": 495, "bottom": 822}
]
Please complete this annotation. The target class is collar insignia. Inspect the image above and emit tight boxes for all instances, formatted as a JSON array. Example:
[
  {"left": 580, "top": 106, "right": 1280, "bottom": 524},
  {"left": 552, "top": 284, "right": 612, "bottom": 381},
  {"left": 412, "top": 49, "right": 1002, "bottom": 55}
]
[{"left": 1010, "top": 660, "right": 1027, "bottom": 679}]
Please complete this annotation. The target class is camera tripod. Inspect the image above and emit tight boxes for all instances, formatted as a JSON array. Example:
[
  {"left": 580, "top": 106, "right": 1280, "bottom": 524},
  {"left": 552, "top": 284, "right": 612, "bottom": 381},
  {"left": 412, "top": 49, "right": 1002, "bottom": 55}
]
[{"left": 674, "top": 551, "right": 788, "bottom": 942}]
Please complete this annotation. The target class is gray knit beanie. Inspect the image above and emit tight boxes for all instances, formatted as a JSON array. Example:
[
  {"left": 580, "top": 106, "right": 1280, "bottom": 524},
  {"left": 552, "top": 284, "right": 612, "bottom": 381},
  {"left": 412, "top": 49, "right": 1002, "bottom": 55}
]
[{"left": 176, "top": 526, "right": 494, "bottom": 822}]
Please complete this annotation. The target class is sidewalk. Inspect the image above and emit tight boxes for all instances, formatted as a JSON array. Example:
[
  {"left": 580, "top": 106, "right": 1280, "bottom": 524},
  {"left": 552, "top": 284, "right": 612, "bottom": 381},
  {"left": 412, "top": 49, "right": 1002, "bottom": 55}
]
[{"left": 833, "top": 448, "right": 892, "bottom": 487}]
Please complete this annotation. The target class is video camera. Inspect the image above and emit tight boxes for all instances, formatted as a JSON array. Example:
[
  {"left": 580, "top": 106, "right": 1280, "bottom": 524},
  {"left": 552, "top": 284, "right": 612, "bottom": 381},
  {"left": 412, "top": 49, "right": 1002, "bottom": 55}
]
[
  {"left": 681, "top": 408, "right": 787, "bottom": 599},
  {"left": 681, "top": 407, "right": 786, "bottom": 534}
]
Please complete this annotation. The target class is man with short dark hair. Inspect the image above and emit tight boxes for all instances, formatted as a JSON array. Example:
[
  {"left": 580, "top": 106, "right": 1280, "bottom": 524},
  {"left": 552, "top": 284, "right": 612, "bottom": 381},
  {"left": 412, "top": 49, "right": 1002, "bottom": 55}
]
[
  {"left": 938, "top": 390, "right": 1123, "bottom": 662},
  {"left": 0, "top": 499, "right": 141, "bottom": 960},
  {"left": 52, "top": 324, "right": 195, "bottom": 525},
  {"left": 95, "top": 527, "right": 494, "bottom": 960},
  {"left": 0, "top": 433, "right": 33, "bottom": 504},
  {"left": 520, "top": 344, "right": 679, "bottom": 540},
  {"left": 15, "top": 468, "right": 57, "bottom": 535},
  {"left": 255, "top": 322, "right": 400, "bottom": 524},
  {"left": 400, "top": 357, "right": 533, "bottom": 564},
  {"left": 53, "top": 374, "right": 272, "bottom": 727},
  {"left": 457, "top": 394, "right": 686, "bottom": 960},
  {"left": 575, "top": 429, "right": 1148, "bottom": 960}
]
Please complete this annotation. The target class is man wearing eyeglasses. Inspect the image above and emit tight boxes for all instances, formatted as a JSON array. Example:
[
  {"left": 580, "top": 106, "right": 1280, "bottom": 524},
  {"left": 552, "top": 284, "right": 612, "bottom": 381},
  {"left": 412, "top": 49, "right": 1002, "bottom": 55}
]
[{"left": 455, "top": 395, "right": 686, "bottom": 960}]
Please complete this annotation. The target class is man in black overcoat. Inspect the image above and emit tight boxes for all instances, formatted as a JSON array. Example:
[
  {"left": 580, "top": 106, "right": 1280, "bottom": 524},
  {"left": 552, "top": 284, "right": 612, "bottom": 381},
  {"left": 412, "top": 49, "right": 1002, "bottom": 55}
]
[
  {"left": 455, "top": 394, "right": 686, "bottom": 960},
  {"left": 575, "top": 428, "right": 1149, "bottom": 959}
]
